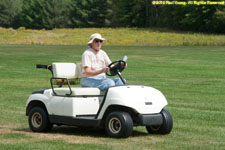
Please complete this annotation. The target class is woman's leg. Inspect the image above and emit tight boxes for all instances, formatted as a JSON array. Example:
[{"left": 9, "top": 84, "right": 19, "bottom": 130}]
[
  {"left": 81, "top": 77, "right": 102, "bottom": 88},
  {"left": 111, "top": 78, "right": 125, "bottom": 86},
  {"left": 98, "top": 77, "right": 115, "bottom": 91},
  {"left": 81, "top": 76, "right": 115, "bottom": 91}
]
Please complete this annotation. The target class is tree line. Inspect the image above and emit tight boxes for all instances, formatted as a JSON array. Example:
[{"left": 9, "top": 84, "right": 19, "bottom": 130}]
[{"left": 0, "top": 0, "right": 225, "bottom": 33}]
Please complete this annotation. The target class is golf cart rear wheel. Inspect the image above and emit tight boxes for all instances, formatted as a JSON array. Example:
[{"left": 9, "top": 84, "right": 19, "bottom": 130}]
[
  {"left": 105, "top": 111, "right": 133, "bottom": 138},
  {"left": 28, "top": 107, "right": 53, "bottom": 132},
  {"left": 146, "top": 109, "right": 173, "bottom": 134}
]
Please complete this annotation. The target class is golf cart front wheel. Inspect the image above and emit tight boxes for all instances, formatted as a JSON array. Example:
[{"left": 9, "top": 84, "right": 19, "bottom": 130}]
[
  {"left": 105, "top": 111, "right": 133, "bottom": 138},
  {"left": 28, "top": 107, "right": 53, "bottom": 132},
  {"left": 146, "top": 109, "right": 173, "bottom": 134}
]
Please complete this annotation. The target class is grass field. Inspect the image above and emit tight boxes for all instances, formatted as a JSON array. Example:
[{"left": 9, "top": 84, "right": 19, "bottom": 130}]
[
  {"left": 1, "top": 27, "right": 225, "bottom": 46},
  {"left": 0, "top": 44, "right": 225, "bottom": 150}
]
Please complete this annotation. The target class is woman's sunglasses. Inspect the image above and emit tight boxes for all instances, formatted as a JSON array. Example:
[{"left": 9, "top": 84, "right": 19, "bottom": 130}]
[{"left": 95, "top": 40, "right": 103, "bottom": 43}]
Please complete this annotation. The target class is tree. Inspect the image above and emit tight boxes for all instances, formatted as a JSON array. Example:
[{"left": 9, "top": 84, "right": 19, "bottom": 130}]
[
  {"left": 176, "top": 6, "right": 217, "bottom": 32},
  {"left": 68, "top": 0, "right": 112, "bottom": 27},
  {"left": 111, "top": 0, "right": 159, "bottom": 27},
  {"left": 0, "top": 0, "right": 225, "bottom": 33},
  {"left": 21, "top": 0, "right": 69, "bottom": 29},
  {"left": 87, "top": 0, "right": 112, "bottom": 27},
  {"left": 0, "top": 0, "right": 23, "bottom": 28},
  {"left": 212, "top": 6, "right": 225, "bottom": 33},
  {"left": 111, "top": 0, "right": 135, "bottom": 27}
]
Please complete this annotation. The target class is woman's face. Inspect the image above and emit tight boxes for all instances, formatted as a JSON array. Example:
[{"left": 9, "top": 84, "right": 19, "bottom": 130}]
[{"left": 91, "top": 39, "right": 103, "bottom": 51}]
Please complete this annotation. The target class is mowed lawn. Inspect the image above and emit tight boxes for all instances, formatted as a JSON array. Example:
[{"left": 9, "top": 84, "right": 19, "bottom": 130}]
[{"left": 0, "top": 44, "right": 225, "bottom": 150}]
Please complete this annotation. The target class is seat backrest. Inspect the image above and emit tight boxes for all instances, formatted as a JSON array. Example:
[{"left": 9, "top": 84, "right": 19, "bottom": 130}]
[
  {"left": 52, "top": 62, "right": 82, "bottom": 79},
  {"left": 74, "top": 62, "right": 82, "bottom": 78}
]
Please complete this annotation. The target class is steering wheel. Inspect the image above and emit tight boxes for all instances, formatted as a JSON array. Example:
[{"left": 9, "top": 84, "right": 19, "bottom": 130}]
[{"left": 106, "top": 60, "right": 126, "bottom": 76}]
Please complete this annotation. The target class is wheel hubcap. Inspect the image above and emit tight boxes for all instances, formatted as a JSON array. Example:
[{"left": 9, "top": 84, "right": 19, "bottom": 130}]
[
  {"left": 108, "top": 117, "right": 121, "bottom": 134},
  {"left": 31, "top": 112, "right": 42, "bottom": 128}
]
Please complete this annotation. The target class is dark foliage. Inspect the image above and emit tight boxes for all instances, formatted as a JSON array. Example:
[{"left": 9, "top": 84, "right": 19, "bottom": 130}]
[{"left": 0, "top": 0, "right": 224, "bottom": 33}]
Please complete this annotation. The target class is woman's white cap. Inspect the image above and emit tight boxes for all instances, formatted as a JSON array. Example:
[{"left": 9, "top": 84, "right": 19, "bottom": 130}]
[{"left": 88, "top": 33, "right": 105, "bottom": 44}]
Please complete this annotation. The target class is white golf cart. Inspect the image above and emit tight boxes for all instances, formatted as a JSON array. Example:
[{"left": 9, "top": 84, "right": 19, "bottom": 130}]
[{"left": 26, "top": 59, "right": 173, "bottom": 138}]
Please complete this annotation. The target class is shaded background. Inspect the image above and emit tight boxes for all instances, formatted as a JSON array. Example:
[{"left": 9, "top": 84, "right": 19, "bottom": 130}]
[{"left": 0, "top": 0, "right": 225, "bottom": 33}]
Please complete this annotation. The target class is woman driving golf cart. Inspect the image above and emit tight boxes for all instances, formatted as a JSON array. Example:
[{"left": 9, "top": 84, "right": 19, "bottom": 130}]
[
  {"left": 81, "top": 33, "right": 125, "bottom": 91},
  {"left": 28, "top": 35, "right": 173, "bottom": 138}
]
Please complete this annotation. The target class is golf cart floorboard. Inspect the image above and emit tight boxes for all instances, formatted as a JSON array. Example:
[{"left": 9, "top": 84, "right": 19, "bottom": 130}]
[{"left": 49, "top": 115, "right": 101, "bottom": 127}]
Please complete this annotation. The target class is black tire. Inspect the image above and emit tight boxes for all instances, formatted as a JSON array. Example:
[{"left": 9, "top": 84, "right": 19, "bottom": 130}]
[
  {"left": 105, "top": 111, "right": 133, "bottom": 138},
  {"left": 146, "top": 109, "right": 173, "bottom": 134},
  {"left": 28, "top": 107, "right": 53, "bottom": 132}
]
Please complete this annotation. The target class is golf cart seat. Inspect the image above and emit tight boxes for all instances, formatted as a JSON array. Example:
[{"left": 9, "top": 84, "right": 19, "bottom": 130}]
[
  {"left": 51, "top": 62, "right": 104, "bottom": 96},
  {"left": 52, "top": 62, "right": 82, "bottom": 79}
]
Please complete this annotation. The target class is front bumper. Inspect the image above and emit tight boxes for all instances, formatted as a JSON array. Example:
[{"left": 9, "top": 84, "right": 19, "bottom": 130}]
[{"left": 138, "top": 113, "right": 163, "bottom": 126}]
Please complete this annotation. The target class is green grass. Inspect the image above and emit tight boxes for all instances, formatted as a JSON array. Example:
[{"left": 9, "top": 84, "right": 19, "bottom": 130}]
[{"left": 0, "top": 44, "right": 225, "bottom": 150}]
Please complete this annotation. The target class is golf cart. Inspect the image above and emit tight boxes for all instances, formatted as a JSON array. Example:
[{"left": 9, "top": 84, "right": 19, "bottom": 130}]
[{"left": 26, "top": 58, "right": 173, "bottom": 138}]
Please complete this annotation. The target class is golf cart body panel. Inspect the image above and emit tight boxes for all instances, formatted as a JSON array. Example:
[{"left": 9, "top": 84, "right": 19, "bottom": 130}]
[
  {"left": 27, "top": 85, "right": 167, "bottom": 119},
  {"left": 48, "top": 95, "right": 101, "bottom": 117},
  {"left": 26, "top": 93, "right": 49, "bottom": 109},
  {"left": 97, "top": 85, "right": 167, "bottom": 119},
  {"left": 27, "top": 89, "right": 103, "bottom": 117}
]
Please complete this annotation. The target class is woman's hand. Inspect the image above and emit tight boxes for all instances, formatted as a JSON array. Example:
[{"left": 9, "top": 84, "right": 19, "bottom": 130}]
[{"left": 102, "top": 67, "right": 109, "bottom": 73}]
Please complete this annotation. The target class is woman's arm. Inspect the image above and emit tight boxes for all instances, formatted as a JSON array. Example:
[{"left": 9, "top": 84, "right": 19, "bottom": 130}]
[{"left": 83, "top": 66, "right": 109, "bottom": 77}]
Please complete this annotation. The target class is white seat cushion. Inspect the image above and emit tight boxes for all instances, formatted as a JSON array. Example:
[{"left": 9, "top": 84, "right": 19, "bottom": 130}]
[
  {"left": 52, "top": 62, "right": 83, "bottom": 79},
  {"left": 52, "top": 63, "right": 76, "bottom": 79},
  {"left": 53, "top": 87, "right": 104, "bottom": 96}
]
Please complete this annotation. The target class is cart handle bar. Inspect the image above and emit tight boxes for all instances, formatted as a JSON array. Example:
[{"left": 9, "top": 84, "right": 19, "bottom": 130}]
[{"left": 36, "top": 64, "right": 53, "bottom": 74}]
